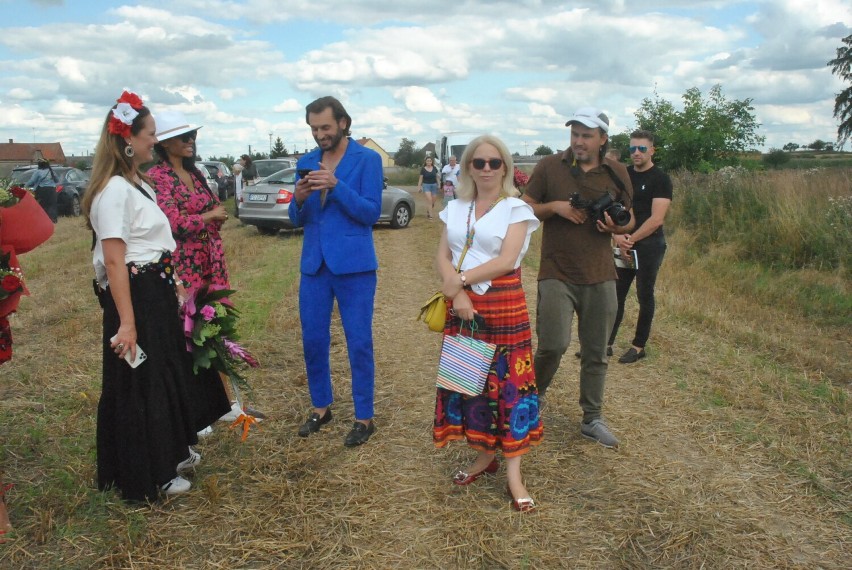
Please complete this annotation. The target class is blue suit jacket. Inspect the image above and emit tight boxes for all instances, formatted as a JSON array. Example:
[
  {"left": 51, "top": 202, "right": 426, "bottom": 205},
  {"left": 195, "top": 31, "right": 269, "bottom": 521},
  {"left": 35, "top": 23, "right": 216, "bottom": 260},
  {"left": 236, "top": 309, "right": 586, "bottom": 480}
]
[{"left": 288, "top": 138, "right": 383, "bottom": 275}]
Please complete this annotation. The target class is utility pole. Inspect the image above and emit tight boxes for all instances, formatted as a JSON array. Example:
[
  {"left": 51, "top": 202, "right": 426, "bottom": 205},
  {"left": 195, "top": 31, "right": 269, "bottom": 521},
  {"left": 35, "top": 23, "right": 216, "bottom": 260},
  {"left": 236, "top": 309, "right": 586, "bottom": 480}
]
[
  {"left": 523, "top": 141, "right": 528, "bottom": 156},
  {"left": 268, "top": 132, "right": 273, "bottom": 157}
]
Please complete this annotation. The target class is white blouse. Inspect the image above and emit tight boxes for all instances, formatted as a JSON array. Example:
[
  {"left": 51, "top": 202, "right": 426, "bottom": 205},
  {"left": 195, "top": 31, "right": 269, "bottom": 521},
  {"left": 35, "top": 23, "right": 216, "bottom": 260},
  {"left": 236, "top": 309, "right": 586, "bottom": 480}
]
[
  {"left": 439, "top": 197, "right": 540, "bottom": 294},
  {"left": 90, "top": 176, "right": 177, "bottom": 288}
]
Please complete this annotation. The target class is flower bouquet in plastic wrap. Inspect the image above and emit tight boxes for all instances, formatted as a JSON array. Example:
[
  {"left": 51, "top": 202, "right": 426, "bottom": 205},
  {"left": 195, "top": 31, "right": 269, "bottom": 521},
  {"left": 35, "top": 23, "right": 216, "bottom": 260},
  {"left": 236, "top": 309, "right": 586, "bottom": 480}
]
[{"left": 181, "top": 285, "right": 261, "bottom": 440}]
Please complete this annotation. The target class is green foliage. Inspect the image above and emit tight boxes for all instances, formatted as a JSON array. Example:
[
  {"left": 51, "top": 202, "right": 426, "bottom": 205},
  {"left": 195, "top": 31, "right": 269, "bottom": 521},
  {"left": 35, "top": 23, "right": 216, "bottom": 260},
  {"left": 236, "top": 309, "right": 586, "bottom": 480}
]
[
  {"left": 827, "top": 33, "right": 852, "bottom": 147},
  {"left": 671, "top": 169, "right": 852, "bottom": 279},
  {"left": 634, "top": 84, "right": 765, "bottom": 172},
  {"left": 609, "top": 132, "right": 630, "bottom": 153},
  {"left": 534, "top": 145, "right": 553, "bottom": 156},
  {"left": 763, "top": 149, "right": 790, "bottom": 168},
  {"left": 782, "top": 142, "right": 799, "bottom": 152},
  {"left": 394, "top": 138, "right": 420, "bottom": 168},
  {"left": 270, "top": 137, "right": 289, "bottom": 158},
  {"left": 207, "top": 154, "right": 236, "bottom": 167},
  {"left": 385, "top": 167, "right": 420, "bottom": 185},
  {"left": 808, "top": 139, "right": 828, "bottom": 151}
]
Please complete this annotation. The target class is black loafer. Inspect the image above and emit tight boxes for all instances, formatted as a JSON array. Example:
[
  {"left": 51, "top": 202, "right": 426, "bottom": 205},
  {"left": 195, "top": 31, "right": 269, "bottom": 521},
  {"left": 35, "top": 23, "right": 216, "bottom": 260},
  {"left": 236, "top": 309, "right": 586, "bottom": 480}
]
[
  {"left": 297, "top": 409, "right": 332, "bottom": 437},
  {"left": 344, "top": 421, "right": 375, "bottom": 447},
  {"left": 618, "top": 348, "right": 646, "bottom": 364}
]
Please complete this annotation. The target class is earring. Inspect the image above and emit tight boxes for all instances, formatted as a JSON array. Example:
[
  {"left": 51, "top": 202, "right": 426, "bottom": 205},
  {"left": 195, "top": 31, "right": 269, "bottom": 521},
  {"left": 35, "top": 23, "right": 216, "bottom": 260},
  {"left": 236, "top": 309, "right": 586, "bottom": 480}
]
[{"left": 124, "top": 145, "right": 135, "bottom": 158}]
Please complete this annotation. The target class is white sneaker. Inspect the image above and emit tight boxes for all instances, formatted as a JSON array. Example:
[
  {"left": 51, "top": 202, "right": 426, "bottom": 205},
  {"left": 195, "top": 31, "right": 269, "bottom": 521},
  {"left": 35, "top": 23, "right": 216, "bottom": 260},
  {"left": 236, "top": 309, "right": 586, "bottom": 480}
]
[
  {"left": 177, "top": 448, "right": 202, "bottom": 473},
  {"left": 197, "top": 425, "right": 214, "bottom": 437},
  {"left": 160, "top": 475, "right": 191, "bottom": 495},
  {"left": 217, "top": 402, "right": 243, "bottom": 423}
]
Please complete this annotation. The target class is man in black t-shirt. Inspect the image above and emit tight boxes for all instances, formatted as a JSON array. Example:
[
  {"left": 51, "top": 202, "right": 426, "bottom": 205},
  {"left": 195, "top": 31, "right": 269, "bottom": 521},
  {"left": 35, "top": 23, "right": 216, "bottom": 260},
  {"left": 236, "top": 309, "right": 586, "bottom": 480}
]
[{"left": 609, "top": 130, "right": 673, "bottom": 363}]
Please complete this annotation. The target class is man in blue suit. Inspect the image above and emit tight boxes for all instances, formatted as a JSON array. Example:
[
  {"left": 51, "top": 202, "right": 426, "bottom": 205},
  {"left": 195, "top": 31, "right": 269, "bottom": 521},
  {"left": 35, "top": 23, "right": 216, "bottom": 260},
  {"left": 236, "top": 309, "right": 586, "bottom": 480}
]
[{"left": 289, "top": 96, "right": 383, "bottom": 447}]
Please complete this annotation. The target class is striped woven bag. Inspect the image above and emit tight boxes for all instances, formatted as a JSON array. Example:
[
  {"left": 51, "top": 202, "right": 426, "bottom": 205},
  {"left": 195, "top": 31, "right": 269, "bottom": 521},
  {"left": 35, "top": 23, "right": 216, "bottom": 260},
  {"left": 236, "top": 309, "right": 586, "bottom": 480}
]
[{"left": 436, "top": 328, "right": 496, "bottom": 396}]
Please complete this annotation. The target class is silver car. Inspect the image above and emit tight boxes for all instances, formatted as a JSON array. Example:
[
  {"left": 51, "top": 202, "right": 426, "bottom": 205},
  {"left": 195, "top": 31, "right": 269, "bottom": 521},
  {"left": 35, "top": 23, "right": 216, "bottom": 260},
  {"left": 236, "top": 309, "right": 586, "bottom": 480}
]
[{"left": 238, "top": 168, "right": 415, "bottom": 235}]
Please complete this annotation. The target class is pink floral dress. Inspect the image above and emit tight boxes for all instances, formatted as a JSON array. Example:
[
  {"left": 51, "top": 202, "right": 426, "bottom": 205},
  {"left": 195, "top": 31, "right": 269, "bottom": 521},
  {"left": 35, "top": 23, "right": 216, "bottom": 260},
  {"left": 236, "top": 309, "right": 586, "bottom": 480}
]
[{"left": 148, "top": 163, "right": 230, "bottom": 291}]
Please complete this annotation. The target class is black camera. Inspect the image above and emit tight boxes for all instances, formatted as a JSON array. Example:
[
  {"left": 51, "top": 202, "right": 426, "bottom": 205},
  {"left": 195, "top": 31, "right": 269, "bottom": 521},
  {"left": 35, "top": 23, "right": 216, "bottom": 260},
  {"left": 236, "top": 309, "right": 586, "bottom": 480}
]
[{"left": 569, "top": 192, "right": 631, "bottom": 226}]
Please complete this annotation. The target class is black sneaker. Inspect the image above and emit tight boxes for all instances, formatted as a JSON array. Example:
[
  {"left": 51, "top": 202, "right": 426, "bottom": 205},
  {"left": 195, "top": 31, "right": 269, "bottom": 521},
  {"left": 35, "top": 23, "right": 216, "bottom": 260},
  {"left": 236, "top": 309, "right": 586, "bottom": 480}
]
[
  {"left": 344, "top": 421, "right": 375, "bottom": 447},
  {"left": 618, "top": 347, "right": 646, "bottom": 364},
  {"left": 297, "top": 409, "right": 332, "bottom": 437}
]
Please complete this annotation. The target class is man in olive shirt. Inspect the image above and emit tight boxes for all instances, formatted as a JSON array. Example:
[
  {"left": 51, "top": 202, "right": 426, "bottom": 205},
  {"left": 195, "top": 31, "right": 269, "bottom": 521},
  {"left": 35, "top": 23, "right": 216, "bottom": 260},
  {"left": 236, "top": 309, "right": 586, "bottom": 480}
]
[{"left": 522, "top": 107, "right": 634, "bottom": 449}]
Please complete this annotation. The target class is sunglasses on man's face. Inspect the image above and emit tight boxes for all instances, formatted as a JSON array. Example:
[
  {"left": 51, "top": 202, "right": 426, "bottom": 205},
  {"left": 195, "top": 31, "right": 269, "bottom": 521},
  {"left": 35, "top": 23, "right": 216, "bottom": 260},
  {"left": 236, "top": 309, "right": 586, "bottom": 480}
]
[
  {"left": 471, "top": 158, "right": 504, "bottom": 170},
  {"left": 179, "top": 130, "right": 198, "bottom": 143},
  {"left": 629, "top": 145, "right": 649, "bottom": 154}
]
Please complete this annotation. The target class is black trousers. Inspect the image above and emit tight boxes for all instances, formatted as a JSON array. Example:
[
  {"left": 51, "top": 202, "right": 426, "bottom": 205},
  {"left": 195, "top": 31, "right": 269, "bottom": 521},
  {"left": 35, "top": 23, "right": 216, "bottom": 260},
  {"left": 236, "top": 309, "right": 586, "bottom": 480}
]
[
  {"left": 34, "top": 186, "right": 58, "bottom": 223},
  {"left": 609, "top": 237, "right": 667, "bottom": 349}
]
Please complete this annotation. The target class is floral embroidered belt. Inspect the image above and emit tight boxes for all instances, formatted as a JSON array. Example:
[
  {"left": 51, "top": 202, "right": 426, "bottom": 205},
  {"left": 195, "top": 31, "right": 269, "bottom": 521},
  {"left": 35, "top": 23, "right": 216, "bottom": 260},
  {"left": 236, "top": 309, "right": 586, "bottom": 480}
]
[{"left": 127, "top": 252, "right": 176, "bottom": 286}]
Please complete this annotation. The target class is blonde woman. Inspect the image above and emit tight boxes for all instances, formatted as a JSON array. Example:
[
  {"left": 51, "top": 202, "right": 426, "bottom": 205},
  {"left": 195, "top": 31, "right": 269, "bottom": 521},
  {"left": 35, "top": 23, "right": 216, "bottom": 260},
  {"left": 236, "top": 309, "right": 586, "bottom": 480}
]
[{"left": 433, "top": 135, "right": 542, "bottom": 512}]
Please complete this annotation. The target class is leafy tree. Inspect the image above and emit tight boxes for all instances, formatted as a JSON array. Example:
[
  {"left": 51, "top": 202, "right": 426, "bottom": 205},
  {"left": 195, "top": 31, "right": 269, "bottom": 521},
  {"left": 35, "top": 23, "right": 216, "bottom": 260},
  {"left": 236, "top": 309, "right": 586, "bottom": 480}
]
[
  {"left": 270, "top": 137, "right": 289, "bottom": 158},
  {"left": 782, "top": 142, "right": 799, "bottom": 152},
  {"left": 827, "top": 33, "right": 852, "bottom": 147},
  {"left": 609, "top": 132, "right": 630, "bottom": 153},
  {"left": 807, "top": 139, "right": 827, "bottom": 151},
  {"left": 634, "top": 84, "right": 765, "bottom": 172},
  {"left": 763, "top": 149, "right": 790, "bottom": 168},
  {"left": 534, "top": 145, "right": 553, "bottom": 156},
  {"left": 395, "top": 138, "right": 418, "bottom": 167}
]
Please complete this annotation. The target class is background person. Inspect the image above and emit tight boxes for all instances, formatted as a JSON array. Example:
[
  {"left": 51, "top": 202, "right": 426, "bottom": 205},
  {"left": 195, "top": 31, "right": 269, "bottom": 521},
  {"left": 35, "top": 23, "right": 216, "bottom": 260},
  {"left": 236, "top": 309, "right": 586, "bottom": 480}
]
[
  {"left": 522, "top": 107, "right": 634, "bottom": 450},
  {"left": 609, "top": 130, "right": 672, "bottom": 363},
  {"left": 82, "top": 91, "right": 202, "bottom": 500},
  {"left": 26, "top": 160, "right": 58, "bottom": 223},
  {"left": 240, "top": 155, "right": 257, "bottom": 187},
  {"left": 289, "top": 96, "right": 383, "bottom": 447},
  {"left": 433, "top": 135, "right": 542, "bottom": 513},
  {"left": 418, "top": 156, "right": 440, "bottom": 220},
  {"left": 441, "top": 155, "right": 460, "bottom": 191},
  {"left": 232, "top": 162, "right": 243, "bottom": 218},
  {"left": 147, "top": 111, "right": 239, "bottom": 431}
]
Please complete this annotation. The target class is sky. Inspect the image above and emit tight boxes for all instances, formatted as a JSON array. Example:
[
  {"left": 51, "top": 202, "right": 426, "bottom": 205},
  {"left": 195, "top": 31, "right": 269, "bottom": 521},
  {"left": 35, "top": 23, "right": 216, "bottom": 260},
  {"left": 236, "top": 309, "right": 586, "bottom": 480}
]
[{"left": 1, "top": 0, "right": 850, "bottom": 162}]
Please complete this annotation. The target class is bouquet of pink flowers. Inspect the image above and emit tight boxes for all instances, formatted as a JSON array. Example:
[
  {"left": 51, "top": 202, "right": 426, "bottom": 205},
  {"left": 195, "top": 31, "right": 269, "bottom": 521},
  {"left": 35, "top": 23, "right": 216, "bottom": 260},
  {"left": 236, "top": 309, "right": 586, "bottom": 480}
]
[
  {"left": 513, "top": 167, "right": 529, "bottom": 191},
  {"left": 181, "top": 285, "right": 262, "bottom": 440}
]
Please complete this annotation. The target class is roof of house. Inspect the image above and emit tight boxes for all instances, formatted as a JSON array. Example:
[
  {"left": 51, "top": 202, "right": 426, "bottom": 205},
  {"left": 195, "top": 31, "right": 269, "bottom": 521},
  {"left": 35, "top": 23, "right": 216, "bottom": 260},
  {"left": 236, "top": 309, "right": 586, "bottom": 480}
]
[
  {"left": 356, "top": 137, "right": 389, "bottom": 155},
  {"left": 0, "top": 141, "right": 67, "bottom": 164}
]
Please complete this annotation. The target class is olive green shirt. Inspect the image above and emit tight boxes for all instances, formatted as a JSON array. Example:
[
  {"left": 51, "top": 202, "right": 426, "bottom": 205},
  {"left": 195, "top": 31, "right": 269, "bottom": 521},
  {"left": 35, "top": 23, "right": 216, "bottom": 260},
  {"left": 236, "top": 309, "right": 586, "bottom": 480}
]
[{"left": 524, "top": 150, "right": 633, "bottom": 285}]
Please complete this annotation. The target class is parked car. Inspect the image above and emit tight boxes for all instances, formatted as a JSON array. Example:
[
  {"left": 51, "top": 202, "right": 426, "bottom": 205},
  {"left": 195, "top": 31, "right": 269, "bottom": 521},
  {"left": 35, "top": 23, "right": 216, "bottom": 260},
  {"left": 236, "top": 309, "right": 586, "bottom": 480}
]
[
  {"left": 11, "top": 166, "right": 89, "bottom": 217},
  {"left": 253, "top": 158, "right": 297, "bottom": 181},
  {"left": 238, "top": 169, "right": 415, "bottom": 235},
  {"left": 198, "top": 160, "right": 233, "bottom": 200},
  {"left": 194, "top": 163, "right": 219, "bottom": 198}
]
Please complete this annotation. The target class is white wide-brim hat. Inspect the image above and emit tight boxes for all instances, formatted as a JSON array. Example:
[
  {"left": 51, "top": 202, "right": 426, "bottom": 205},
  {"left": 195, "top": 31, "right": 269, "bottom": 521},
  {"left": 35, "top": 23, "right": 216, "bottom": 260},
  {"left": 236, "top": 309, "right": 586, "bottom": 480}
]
[{"left": 155, "top": 110, "right": 203, "bottom": 140}]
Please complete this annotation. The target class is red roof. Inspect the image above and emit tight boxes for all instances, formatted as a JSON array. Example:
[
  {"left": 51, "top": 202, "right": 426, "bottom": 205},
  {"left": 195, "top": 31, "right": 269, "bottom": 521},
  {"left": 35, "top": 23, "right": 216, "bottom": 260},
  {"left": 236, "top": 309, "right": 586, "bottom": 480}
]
[{"left": 0, "top": 142, "right": 67, "bottom": 164}]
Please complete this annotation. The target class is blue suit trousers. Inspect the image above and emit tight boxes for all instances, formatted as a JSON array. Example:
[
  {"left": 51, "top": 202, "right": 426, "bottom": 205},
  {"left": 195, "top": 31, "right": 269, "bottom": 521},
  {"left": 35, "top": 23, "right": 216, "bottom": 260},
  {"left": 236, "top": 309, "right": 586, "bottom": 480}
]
[{"left": 298, "top": 264, "right": 376, "bottom": 420}]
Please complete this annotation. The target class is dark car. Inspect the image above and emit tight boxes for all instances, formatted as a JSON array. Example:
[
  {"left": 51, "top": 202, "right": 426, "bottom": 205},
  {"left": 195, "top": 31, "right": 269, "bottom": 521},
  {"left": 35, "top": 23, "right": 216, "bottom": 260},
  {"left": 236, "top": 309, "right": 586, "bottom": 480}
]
[
  {"left": 238, "top": 168, "right": 414, "bottom": 234},
  {"left": 198, "top": 160, "right": 233, "bottom": 200},
  {"left": 11, "top": 166, "right": 89, "bottom": 217}
]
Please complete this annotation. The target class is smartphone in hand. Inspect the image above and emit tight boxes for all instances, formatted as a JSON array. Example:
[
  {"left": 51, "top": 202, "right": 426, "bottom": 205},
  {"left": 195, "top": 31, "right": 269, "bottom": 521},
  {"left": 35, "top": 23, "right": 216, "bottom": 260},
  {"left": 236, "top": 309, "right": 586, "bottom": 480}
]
[
  {"left": 109, "top": 335, "right": 147, "bottom": 368},
  {"left": 297, "top": 168, "right": 312, "bottom": 179}
]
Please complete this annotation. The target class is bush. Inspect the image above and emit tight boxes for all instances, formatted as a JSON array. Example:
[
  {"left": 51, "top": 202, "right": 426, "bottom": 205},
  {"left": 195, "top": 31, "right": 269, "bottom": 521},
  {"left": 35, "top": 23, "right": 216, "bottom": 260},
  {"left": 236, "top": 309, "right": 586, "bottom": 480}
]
[{"left": 763, "top": 149, "right": 790, "bottom": 169}]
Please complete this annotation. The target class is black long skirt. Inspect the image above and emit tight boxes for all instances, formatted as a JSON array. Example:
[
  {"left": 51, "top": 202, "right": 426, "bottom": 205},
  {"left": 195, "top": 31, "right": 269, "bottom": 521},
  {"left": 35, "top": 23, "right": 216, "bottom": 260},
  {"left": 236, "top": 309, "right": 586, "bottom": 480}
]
[{"left": 96, "top": 264, "right": 229, "bottom": 502}]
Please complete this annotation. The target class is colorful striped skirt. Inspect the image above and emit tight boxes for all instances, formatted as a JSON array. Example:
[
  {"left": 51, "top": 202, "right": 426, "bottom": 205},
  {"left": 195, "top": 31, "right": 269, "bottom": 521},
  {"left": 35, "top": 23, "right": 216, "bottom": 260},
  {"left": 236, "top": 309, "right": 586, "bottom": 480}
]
[{"left": 433, "top": 268, "right": 543, "bottom": 457}]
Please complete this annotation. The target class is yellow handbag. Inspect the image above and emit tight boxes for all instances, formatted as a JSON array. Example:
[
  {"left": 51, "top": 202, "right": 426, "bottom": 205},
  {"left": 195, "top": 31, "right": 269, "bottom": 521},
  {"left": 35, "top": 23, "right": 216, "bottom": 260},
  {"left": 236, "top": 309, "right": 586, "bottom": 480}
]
[
  {"left": 417, "top": 233, "right": 476, "bottom": 332},
  {"left": 418, "top": 291, "right": 448, "bottom": 332}
]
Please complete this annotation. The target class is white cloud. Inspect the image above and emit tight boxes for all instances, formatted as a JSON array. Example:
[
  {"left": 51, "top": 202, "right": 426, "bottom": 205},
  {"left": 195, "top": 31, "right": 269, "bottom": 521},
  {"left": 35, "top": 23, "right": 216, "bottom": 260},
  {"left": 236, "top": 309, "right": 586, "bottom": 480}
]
[{"left": 393, "top": 87, "right": 443, "bottom": 113}]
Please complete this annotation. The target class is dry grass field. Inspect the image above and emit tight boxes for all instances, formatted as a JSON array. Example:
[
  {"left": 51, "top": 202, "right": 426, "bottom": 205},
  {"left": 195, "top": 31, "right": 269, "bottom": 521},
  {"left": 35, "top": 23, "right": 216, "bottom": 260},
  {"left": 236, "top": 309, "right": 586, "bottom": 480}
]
[{"left": 0, "top": 188, "right": 849, "bottom": 569}]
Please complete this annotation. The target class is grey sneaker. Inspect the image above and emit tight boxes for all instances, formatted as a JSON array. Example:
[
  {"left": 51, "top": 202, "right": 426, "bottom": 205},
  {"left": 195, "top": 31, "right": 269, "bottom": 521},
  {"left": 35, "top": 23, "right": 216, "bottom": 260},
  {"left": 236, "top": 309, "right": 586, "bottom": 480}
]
[{"left": 581, "top": 419, "right": 619, "bottom": 449}]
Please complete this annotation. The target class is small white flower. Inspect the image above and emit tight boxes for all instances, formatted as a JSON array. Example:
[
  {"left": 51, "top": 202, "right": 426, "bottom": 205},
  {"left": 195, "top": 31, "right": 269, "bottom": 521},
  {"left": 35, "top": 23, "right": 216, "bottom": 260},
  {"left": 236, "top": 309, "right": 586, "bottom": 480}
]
[{"left": 112, "top": 102, "right": 138, "bottom": 125}]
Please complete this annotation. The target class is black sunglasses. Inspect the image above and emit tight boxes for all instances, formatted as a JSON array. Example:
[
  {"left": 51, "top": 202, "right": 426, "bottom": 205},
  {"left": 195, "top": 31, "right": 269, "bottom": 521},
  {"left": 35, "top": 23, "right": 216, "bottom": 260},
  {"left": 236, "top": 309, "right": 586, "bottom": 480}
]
[
  {"left": 471, "top": 158, "right": 504, "bottom": 170},
  {"left": 628, "top": 145, "right": 648, "bottom": 154},
  {"left": 179, "top": 130, "right": 198, "bottom": 143}
]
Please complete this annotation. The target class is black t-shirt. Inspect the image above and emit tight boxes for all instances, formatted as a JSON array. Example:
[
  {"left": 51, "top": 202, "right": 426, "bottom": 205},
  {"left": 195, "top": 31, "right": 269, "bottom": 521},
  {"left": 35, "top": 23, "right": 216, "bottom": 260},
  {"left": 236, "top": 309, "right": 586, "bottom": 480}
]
[
  {"left": 628, "top": 164, "right": 673, "bottom": 238},
  {"left": 420, "top": 167, "right": 439, "bottom": 184}
]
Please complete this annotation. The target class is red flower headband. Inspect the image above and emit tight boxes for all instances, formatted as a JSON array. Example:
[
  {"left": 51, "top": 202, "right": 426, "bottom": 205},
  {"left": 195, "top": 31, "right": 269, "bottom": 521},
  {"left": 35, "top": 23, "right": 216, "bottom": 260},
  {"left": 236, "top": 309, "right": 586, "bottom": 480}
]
[{"left": 108, "top": 90, "right": 145, "bottom": 138}]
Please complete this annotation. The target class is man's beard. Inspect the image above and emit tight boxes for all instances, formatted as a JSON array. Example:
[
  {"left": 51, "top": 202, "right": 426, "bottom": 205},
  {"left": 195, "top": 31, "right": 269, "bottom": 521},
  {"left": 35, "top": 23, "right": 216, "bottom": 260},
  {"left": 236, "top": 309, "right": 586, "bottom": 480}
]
[{"left": 317, "top": 128, "right": 346, "bottom": 152}]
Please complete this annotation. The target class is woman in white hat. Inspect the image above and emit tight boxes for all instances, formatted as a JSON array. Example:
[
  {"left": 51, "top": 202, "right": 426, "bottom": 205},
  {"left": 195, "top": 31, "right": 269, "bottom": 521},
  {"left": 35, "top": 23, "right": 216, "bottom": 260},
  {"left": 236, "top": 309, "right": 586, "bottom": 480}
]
[{"left": 147, "top": 111, "right": 238, "bottom": 431}]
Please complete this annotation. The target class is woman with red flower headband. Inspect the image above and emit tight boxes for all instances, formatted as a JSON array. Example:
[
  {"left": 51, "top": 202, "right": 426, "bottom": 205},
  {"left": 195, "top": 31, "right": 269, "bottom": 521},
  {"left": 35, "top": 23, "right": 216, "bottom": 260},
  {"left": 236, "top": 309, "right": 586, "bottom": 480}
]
[{"left": 82, "top": 91, "right": 212, "bottom": 501}]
